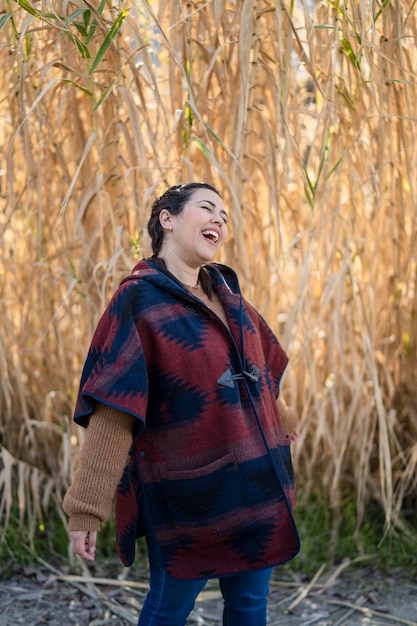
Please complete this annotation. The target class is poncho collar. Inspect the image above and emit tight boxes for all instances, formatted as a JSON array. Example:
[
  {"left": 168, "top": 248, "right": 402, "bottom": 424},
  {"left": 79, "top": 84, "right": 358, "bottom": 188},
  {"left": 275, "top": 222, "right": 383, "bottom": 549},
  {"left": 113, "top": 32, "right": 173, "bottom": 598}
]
[
  {"left": 121, "top": 257, "right": 248, "bottom": 363},
  {"left": 121, "top": 258, "right": 242, "bottom": 301}
]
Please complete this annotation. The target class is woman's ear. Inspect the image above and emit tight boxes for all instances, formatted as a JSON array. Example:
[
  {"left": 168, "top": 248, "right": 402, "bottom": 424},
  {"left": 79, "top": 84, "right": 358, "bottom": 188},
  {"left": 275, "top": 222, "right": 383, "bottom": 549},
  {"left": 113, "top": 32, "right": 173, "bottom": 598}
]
[{"left": 159, "top": 209, "right": 172, "bottom": 231}]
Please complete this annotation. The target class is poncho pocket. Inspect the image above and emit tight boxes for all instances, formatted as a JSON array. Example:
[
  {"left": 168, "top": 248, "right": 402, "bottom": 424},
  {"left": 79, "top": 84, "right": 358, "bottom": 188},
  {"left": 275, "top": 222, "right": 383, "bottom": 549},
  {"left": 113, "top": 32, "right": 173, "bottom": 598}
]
[{"left": 160, "top": 453, "right": 257, "bottom": 546}]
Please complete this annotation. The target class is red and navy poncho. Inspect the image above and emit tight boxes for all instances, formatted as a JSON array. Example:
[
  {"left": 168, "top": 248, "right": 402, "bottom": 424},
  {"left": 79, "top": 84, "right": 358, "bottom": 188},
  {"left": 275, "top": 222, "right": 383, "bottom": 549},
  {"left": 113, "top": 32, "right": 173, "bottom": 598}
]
[{"left": 73, "top": 259, "right": 300, "bottom": 580}]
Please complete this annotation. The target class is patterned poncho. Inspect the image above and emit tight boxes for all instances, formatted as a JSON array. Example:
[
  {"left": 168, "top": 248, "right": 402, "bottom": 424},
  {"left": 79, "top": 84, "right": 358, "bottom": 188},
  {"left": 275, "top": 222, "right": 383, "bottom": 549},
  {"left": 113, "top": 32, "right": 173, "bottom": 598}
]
[{"left": 74, "top": 259, "right": 300, "bottom": 580}]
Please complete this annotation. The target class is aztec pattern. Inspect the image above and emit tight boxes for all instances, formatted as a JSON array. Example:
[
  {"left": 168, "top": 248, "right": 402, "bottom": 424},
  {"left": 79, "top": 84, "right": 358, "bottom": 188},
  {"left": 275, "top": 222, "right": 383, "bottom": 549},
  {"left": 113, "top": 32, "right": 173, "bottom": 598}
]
[{"left": 74, "top": 259, "right": 300, "bottom": 580}]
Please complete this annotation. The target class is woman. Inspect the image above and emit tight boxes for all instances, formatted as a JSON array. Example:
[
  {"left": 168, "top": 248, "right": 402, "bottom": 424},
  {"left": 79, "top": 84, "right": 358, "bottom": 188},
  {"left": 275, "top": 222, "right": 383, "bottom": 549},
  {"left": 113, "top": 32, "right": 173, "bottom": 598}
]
[{"left": 63, "top": 182, "right": 300, "bottom": 626}]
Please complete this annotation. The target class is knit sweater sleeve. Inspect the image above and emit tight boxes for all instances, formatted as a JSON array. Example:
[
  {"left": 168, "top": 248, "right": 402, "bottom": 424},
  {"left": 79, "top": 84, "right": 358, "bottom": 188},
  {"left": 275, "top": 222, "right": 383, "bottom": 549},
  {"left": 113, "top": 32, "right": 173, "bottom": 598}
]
[{"left": 63, "top": 404, "right": 135, "bottom": 531}]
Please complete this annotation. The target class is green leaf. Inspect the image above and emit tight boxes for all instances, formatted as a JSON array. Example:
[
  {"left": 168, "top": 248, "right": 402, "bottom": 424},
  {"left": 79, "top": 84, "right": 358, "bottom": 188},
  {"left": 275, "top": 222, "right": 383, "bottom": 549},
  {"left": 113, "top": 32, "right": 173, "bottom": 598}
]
[
  {"left": 69, "top": 33, "right": 91, "bottom": 59},
  {"left": 191, "top": 136, "right": 211, "bottom": 159},
  {"left": 89, "top": 9, "right": 128, "bottom": 74},
  {"left": 72, "top": 23, "right": 88, "bottom": 37},
  {"left": 13, "top": 0, "right": 39, "bottom": 17},
  {"left": 315, "top": 129, "right": 332, "bottom": 188},
  {"left": 325, "top": 148, "right": 349, "bottom": 181},
  {"left": 202, "top": 121, "right": 227, "bottom": 151},
  {"left": 0, "top": 13, "right": 12, "bottom": 30},
  {"left": 93, "top": 78, "right": 116, "bottom": 112},
  {"left": 302, "top": 163, "right": 315, "bottom": 198},
  {"left": 83, "top": 8, "right": 91, "bottom": 30},
  {"left": 85, "top": 22, "right": 97, "bottom": 45},
  {"left": 61, "top": 79, "right": 93, "bottom": 97},
  {"left": 312, "top": 24, "right": 338, "bottom": 31},
  {"left": 68, "top": 7, "right": 86, "bottom": 19},
  {"left": 340, "top": 37, "right": 361, "bottom": 71},
  {"left": 67, "top": 8, "right": 95, "bottom": 43},
  {"left": 67, "top": 8, "right": 88, "bottom": 37},
  {"left": 403, "top": 332, "right": 413, "bottom": 358},
  {"left": 25, "top": 32, "right": 32, "bottom": 56},
  {"left": 304, "top": 186, "right": 314, "bottom": 210},
  {"left": 335, "top": 84, "right": 355, "bottom": 109},
  {"left": 97, "top": 0, "right": 106, "bottom": 16},
  {"left": 13, "top": 0, "right": 64, "bottom": 20},
  {"left": 374, "top": 0, "right": 391, "bottom": 23},
  {"left": 67, "top": 7, "right": 88, "bottom": 23},
  {"left": 185, "top": 59, "right": 191, "bottom": 81},
  {"left": 84, "top": 9, "right": 98, "bottom": 45},
  {"left": 328, "top": 0, "right": 342, "bottom": 15},
  {"left": 185, "top": 103, "right": 193, "bottom": 129}
]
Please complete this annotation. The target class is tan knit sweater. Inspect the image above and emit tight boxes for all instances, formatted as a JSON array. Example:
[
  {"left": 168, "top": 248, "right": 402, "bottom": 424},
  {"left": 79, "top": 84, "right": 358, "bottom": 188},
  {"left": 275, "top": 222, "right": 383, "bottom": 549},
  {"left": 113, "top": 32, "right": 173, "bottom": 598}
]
[{"left": 63, "top": 404, "right": 134, "bottom": 531}]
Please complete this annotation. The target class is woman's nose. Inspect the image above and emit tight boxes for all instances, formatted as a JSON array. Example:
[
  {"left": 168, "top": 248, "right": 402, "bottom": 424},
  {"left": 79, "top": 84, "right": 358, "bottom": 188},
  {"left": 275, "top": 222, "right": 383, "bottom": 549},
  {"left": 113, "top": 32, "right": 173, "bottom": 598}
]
[{"left": 211, "top": 212, "right": 223, "bottom": 225}]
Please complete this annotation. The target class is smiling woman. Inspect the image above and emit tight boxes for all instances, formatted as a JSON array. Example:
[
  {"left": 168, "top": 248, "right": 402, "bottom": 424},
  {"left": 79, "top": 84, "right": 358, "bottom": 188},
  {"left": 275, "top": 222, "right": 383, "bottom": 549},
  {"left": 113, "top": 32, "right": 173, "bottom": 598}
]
[
  {"left": 157, "top": 186, "right": 229, "bottom": 280},
  {"left": 63, "top": 182, "right": 300, "bottom": 626}
]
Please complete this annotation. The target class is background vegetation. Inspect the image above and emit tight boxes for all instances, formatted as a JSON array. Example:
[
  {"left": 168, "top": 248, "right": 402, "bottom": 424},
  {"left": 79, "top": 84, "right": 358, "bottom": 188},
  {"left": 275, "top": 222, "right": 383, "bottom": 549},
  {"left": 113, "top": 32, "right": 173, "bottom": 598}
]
[{"left": 1, "top": 0, "right": 416, "bottom": 569}]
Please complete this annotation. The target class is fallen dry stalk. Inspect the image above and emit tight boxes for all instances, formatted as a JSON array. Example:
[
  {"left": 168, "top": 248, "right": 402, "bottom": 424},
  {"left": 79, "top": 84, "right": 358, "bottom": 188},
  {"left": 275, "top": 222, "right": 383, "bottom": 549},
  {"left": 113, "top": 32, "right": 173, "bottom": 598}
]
[
  {"left": 285, "top": 563, "right": 327, "bottom": 612},
  {"left": 47, "top": 573, "right": 150, "bottom": 591},
  {"left": 48, "top": 573, "right": 223, "bottom": 602},
  {"left": 315, "top": 594, "right": 417, "bottom": 626}
]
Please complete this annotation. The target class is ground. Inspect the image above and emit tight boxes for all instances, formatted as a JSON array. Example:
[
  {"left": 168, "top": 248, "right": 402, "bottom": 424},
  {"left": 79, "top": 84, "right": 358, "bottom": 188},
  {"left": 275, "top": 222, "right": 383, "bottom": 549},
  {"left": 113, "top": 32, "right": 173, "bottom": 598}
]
[{"left": 1, "top": 558, "right": 416, "bottom": 626}]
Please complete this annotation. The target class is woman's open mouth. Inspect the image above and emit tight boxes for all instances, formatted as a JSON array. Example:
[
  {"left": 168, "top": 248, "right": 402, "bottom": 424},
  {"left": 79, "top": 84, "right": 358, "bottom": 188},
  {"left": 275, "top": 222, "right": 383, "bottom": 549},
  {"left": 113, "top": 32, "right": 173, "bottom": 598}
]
[{"left": 202, "top": 229, "right": 219, "bottom": 244}]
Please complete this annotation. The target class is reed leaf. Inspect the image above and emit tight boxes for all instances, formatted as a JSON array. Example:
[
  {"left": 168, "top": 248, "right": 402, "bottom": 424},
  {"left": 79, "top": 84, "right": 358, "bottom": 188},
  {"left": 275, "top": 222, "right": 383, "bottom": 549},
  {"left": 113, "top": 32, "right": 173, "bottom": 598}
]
[{"left": 89, "top": 9, "right": 128, "bottom": 74}]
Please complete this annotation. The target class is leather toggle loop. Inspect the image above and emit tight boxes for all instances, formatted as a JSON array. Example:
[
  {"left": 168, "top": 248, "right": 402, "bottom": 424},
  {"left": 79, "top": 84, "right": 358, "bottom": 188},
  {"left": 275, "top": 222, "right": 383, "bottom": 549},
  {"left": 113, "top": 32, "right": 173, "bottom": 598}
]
[{"left": 217, "top": 364, "right": 260, "bottom": 388}]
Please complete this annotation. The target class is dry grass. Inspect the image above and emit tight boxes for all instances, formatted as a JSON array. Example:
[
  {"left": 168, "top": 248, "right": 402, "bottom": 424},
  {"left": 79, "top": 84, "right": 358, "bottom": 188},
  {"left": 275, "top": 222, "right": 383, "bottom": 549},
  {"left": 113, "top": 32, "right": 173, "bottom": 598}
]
[{"left": 0, "top": 0, "right": 416, "bottom": 552}]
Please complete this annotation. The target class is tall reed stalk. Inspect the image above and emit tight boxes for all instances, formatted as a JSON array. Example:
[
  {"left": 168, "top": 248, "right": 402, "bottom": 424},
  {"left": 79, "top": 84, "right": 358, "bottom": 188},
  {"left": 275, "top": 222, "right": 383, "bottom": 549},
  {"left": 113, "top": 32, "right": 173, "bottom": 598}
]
[{"left": 0, "top": 0, "right": 416, "bottom": 554}]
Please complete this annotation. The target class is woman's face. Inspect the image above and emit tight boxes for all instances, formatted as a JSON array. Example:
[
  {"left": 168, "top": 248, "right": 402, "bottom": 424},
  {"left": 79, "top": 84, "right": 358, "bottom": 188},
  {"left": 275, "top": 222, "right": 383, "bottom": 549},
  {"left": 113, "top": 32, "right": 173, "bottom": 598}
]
[{"left": 162, "top": 188, "right": 229, "bottom": 268}]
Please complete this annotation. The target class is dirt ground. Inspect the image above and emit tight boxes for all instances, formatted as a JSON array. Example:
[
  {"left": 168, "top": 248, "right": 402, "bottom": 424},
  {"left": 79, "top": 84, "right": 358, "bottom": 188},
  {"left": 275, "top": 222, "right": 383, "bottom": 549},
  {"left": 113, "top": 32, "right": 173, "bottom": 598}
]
[{"left": 0, "top": 559, "right": 416, "bottom": 626}]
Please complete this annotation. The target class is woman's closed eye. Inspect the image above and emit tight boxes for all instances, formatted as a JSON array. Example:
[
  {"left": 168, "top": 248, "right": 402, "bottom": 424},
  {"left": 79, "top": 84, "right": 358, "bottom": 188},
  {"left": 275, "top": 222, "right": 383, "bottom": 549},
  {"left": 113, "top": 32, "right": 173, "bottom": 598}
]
[
  {"left": 202, "top": 206, "right": 228, "bottom": 224},
  {"left": 196, "top": 199, "right": 228, "bottom": 224}
]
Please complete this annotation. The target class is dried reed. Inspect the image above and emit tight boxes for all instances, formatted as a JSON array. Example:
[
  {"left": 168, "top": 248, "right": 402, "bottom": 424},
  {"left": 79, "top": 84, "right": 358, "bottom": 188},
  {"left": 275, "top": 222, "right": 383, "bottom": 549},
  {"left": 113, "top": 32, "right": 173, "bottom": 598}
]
[{"left": 0, "top": 0, "right": 416, "bottom": 553}]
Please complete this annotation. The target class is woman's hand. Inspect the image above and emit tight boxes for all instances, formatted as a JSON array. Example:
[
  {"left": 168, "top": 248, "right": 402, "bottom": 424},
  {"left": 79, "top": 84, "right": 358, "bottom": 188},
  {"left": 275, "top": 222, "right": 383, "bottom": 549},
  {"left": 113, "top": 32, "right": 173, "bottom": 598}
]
[
  {"left": 277, "top": 397, "right": 300, "bottom": 442},
  {"left": 287, "top": 430, "right": 300, "bottom": 444},
  {"left": 69, "top": 530, "right": 97, "bottom": 561}
]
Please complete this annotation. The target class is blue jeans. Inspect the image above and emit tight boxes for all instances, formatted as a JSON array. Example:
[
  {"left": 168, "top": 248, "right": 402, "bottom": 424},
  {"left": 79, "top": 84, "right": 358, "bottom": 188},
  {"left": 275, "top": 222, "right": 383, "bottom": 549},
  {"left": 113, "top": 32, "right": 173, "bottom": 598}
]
[{"left": 138, "top": 532, "right": 273, "bottom": 626}]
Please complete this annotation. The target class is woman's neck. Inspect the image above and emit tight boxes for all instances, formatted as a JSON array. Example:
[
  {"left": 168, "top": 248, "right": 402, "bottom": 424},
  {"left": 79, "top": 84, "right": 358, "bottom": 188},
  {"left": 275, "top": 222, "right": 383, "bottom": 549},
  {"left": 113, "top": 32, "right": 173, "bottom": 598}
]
[{"left": 157, "top": 255, "right": 200, "bottom": 288}]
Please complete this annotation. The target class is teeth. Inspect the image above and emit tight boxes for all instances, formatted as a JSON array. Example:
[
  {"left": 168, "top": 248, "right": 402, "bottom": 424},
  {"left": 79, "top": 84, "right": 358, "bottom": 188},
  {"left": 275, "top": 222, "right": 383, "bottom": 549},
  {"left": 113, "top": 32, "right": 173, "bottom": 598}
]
[{"left": 202, "top": 229, "right": 219, "bottom": 243}]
